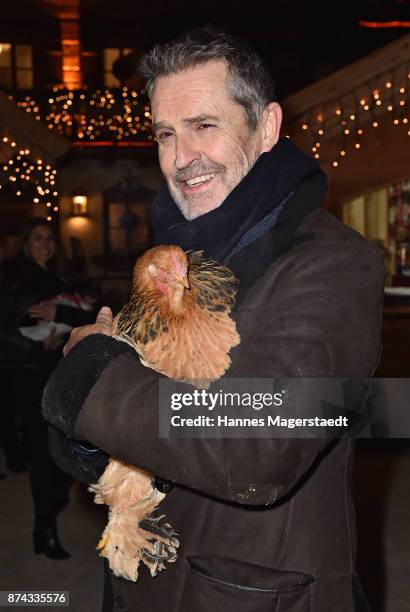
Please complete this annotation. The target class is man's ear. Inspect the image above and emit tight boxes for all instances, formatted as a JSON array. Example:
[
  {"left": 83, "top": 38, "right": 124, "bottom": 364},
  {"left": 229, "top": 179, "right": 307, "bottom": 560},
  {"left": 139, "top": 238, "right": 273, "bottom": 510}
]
[{"left": 260, "top": 102, "right": 283, "bottom": 153}]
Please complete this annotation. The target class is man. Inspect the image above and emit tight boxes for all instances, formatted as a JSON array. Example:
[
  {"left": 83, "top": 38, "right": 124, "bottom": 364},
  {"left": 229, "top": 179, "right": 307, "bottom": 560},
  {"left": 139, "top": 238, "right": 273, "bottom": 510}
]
[{"left": 43, "top": 29, "right": 384, "bottom": 611}]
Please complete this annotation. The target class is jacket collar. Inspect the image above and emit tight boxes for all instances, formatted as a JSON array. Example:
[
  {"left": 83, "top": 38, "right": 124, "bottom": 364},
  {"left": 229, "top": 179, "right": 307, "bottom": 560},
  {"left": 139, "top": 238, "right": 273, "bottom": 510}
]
[{"left": 228, "top": 170, "right": 328, "bottom": 306}]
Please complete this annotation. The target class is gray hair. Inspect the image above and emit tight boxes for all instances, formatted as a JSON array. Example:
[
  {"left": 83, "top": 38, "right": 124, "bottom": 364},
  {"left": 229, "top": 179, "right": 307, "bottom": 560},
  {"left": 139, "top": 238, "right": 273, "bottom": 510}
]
[{"left": 139, "top": 28, "right": 277, "bottom": 131}]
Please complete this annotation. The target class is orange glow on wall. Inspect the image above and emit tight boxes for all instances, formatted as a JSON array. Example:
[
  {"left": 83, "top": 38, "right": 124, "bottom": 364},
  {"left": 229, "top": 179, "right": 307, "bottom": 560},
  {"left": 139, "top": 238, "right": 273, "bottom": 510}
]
[
  {"left": 359, "top": 20, "right": 410, "bottom": 29},
  {"left": 39, "top": 0, "right": 82, "bottom": 89},
  {"left": 61, "top": 17, "right": 82, "bottom": 89}
]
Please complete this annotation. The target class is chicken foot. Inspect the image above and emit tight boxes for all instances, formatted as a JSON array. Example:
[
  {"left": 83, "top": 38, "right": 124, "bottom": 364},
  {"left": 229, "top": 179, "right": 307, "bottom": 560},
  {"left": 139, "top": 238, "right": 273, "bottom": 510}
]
[
  {"left": 96, "top": 511, "right": 179, "bottom": 581},
  {"left": 90, "top": 458, "right": 179, "bottom": 582},
  {"left": 140, "top": 516, "right": 179, "bottom": 576}
]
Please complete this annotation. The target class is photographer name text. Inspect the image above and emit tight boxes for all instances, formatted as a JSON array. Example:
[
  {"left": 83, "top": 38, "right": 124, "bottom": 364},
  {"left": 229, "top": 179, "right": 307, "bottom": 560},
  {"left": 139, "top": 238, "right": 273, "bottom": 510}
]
[{"left": 169, "top": 390, "right": 348, "bottom": 429}]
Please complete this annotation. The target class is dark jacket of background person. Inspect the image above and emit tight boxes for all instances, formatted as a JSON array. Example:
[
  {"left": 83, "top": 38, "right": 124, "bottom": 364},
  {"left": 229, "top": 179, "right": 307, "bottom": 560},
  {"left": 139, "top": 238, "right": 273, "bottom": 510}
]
[
  {"left": 44, "top": 140, "right": 384, "bottom": 612},
  {"left": 0, "top": 249, "right": 96, "bottom": 526},
  {"left": 0, "top": 254, "right": 93, "bottom": 368}
]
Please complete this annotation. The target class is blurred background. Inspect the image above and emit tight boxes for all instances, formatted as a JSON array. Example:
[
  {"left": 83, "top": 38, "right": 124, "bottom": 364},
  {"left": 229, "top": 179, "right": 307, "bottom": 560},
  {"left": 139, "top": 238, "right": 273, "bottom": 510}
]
[{"left": 0, "top": 1, "right": 409, "bottom": 611}]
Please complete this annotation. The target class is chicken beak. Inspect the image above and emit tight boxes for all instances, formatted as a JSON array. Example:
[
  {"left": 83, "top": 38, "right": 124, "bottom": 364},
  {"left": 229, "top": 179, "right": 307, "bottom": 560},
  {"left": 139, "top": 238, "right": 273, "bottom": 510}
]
[{"left": 176, "top": 275, "right": 191, "bottom": 289}]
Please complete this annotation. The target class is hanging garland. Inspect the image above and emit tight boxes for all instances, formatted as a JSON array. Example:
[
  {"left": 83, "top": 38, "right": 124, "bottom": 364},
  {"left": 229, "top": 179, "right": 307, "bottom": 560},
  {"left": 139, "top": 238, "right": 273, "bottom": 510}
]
[
  {"left": 285, "top": 60, "right": 410, "bottom": 168},
  {"left": 12, "top": 86, "right": 153, "bottom": 143},
  {"left": 0, "top": 135, "right": 59, "bottom": 222}
]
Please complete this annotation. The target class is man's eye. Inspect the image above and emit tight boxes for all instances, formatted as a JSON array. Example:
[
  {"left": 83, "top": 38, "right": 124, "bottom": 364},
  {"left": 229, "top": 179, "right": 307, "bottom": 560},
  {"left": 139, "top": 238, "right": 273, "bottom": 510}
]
[
  {"left": 155, "top": 132, "right": 173, "bottom": 142},
  {"left": 198, "top": 123, "right": 215, "bottom": 130}
]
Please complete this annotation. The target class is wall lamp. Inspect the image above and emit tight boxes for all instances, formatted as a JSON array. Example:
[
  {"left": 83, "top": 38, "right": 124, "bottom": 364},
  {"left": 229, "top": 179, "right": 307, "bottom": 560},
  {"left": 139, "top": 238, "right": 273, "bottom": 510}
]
[{"left": 71, "top": 191, "right": 88, "bottom": 216}]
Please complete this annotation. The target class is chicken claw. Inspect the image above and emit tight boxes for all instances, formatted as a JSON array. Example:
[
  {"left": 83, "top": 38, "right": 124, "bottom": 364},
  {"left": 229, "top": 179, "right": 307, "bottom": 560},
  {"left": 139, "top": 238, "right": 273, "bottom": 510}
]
[
  {"left": 97, "top": 513, "right": 179, "bottom": 582},
  {"left": 140, "top": 515, "right": 179, "bottom": 576}
]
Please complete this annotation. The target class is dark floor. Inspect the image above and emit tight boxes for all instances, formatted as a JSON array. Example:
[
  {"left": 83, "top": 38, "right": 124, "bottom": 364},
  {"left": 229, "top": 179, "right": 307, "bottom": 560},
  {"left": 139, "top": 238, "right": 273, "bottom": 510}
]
[
  {"left": 0, "top": 442, "right": 409, "bottom": 612},
  {"left": 354, "top": 440, "right": 410, "bottom": 612},
  {"left": 0, "top": 449, "right": 106, "bottom": 612}
]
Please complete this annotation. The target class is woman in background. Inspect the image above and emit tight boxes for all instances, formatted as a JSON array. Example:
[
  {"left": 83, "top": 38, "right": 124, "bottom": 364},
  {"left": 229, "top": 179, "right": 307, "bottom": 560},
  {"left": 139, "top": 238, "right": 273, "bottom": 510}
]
[{"left": 1, "top": 218, "right": 96, "bottom": 559}]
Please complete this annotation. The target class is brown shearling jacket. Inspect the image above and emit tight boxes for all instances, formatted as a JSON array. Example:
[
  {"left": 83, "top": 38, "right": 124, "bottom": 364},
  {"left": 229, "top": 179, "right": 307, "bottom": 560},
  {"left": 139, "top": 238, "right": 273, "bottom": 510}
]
[{"left": 51, "top": 207, "right": 384, "bottom": 612}]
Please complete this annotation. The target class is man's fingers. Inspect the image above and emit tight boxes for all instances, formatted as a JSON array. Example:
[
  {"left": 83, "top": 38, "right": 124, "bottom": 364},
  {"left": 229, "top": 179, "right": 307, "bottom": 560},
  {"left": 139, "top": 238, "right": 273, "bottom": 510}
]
[
  {"left": 63, "top": 327, "right": 83, "bottom": 357},
  {"left": 95, "top": 306, "right": 114, "bottom": 333},
  {"left": 95, "top": 306, "right": 113, "bottom": 330},
  {"left": 62, "top": 308, "right": 113, "bottom": 357}
]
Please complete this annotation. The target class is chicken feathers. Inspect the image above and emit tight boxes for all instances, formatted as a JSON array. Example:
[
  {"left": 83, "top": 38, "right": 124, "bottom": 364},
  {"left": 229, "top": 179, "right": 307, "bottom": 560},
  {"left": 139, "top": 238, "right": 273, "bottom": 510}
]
[
  {"left": 115, "top": 246, "right": 239, "bottom": 382},
  {"left": 90, "top": 245, "right": 240, "bottom": 582}
]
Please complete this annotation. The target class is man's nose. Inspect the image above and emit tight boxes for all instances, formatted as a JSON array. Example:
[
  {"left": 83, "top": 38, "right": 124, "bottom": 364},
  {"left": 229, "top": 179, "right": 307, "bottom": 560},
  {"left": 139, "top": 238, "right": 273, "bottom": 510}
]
[{"left": 174, "top": 134, "right": 200, "bottom": 170}]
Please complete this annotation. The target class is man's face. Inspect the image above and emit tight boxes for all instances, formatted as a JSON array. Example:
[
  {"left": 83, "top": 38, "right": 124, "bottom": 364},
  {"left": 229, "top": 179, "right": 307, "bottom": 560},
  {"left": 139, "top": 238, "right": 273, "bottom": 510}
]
[{"left": 151, "top": 60, "right": 265, "bottom": 220}]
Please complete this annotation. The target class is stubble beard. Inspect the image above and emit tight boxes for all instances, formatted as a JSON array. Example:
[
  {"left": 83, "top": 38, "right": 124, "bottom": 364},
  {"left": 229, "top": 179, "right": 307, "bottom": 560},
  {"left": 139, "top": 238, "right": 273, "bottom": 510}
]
[{"left": 168, "top": 145, "right": 261, "bottom": 221}]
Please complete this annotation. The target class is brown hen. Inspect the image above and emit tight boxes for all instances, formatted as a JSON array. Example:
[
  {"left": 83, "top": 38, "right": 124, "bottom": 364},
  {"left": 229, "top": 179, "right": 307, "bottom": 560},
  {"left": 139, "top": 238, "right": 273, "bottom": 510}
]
[{"left": 90, "top": 245, "right": 240, "bottom": 582}]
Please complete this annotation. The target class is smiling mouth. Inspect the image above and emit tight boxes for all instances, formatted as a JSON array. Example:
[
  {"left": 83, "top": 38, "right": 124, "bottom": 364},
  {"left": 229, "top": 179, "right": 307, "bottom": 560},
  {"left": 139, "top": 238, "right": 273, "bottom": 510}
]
[{"left": 183, "top": 172, "right": 216, "bottom": 187}]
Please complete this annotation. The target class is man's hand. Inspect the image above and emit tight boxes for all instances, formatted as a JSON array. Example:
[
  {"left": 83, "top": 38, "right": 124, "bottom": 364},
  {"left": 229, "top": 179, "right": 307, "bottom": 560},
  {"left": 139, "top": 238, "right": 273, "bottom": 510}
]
[{"left": 63, "top": 306, "right": 113, "bottom": 356}]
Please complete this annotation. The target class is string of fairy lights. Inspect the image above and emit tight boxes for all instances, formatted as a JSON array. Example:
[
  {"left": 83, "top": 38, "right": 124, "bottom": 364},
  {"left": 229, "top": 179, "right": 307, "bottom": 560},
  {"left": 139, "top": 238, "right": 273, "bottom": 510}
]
[
  {"left": 1, "top": 58, "right": 409, "bottom": 223},
  {"left": 12, "top": 86, "right": 153, "bottom": 142},
  {"left": 11, "top": 61, "right": 409, "bottom": 167},
  {"left": 1, "top": 85, "right": 153, "bottom": 223},
  {"left": 286, "top": 61, "right": 410, "bottom": 168},
  {"left": 2, "top": 87, "right": 151, "bottom": 222},
  {"left": 0, "top": 135, "right": 59, "bottom": 222}
]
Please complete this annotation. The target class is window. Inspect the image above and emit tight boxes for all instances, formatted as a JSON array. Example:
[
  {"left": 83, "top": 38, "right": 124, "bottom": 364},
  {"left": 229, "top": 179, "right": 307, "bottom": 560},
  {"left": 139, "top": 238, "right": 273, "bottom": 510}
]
[
  {"left": 0, "top": 43, "right": 33, "bottom": 90},
  {"left": 0, "top": 43, "right": 12, "bottom": 88},
  {"left": 102, "top": 178, "right": 154, "bottom": 271},
  {"left": 343, "top": 188, "right": 388, "bottom": 242},
  {"left": 103, "top": 48, "right": 132, "bottom": 87},
  {"left": 105, "top": 200, "right": 150, "bottom": 267},
  {"left": 343, "top": 179, "right": 410, "bottom": 279}
]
